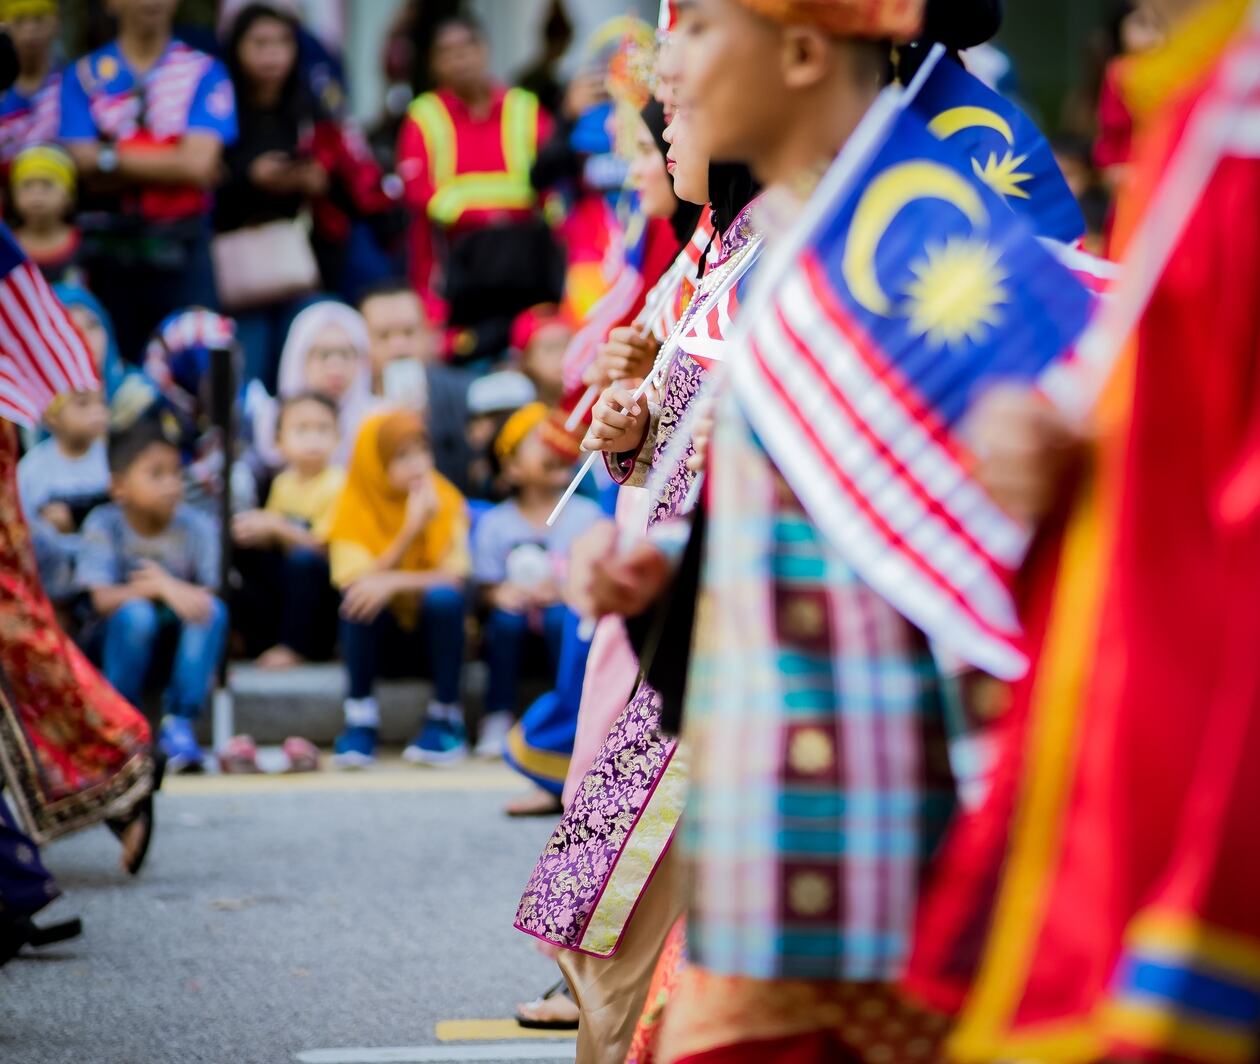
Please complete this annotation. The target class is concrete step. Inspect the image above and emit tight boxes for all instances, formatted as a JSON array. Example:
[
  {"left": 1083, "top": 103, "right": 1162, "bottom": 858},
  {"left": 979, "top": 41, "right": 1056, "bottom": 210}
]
[{"left": 195, "top": 662, "right": 490, "bottom": 745}]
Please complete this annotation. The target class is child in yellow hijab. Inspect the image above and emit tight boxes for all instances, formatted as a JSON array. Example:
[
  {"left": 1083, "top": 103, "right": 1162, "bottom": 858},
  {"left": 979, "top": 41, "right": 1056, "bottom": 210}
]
[{"left": 326, "top": 410, "right": 471, "bottom": 767}]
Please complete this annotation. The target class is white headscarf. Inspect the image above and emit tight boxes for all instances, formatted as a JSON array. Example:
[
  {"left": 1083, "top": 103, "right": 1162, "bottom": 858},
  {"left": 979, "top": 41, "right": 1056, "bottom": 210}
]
[{"left": 250, "top": 301, "right": 377, "bottom": 468}]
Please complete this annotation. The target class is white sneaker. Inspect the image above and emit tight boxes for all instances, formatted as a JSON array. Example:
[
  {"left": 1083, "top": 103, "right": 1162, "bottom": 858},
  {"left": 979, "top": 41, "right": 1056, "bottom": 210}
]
[{"left": 475, "top": 710, "right": 514, "bottom": 759}]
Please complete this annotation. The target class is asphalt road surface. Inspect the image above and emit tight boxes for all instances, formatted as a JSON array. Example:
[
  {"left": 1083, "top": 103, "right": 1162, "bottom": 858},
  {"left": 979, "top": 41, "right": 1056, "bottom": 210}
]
[{"left": 0, "top": 763, "right": 577, "bottom": 1064}]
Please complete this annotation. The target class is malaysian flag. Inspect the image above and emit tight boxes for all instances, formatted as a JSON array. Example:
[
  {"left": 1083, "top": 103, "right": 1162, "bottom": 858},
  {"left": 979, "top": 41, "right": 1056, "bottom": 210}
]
[
  {"left": 0, "top": 224, "right": 97, "bottom": 427},
  {"left": 644, "top": 205, "right": 715, "bottom": 343},
  {"left": 677, "top": 277, "right": 741, "bottom": 370},
  {"left": 911, "top": 54, "right": 1086, "bottom": 243},
  {"left": 732, "top": 97, "right": 1095, "bottom": 679}
]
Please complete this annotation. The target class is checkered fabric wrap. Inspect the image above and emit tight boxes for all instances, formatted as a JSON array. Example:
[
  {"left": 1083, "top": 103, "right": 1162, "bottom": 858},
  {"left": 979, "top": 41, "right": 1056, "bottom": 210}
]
[{"left": 681, "top": 398, "right": 957, "bottom": 981}]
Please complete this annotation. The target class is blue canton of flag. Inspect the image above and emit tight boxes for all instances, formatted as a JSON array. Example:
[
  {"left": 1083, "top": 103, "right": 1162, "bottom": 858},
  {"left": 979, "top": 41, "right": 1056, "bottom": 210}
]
[
  {"left": 909, "top": 56, "right": 1085, "bottom": 243},
  {"left": 733, "top": 99, "right": 1094, "bottom": 680}
]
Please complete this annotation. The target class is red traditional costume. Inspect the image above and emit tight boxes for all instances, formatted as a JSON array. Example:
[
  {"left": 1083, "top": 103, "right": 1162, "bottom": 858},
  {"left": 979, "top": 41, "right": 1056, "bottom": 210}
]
[{"left": 905, "top": 3, "right": 1260, "bottom": 1061}]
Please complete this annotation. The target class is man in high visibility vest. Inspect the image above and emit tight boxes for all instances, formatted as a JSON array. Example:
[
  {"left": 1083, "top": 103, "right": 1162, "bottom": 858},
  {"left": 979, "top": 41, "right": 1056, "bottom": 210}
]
[{"left": 397, "top": 15, "right": 558, "bottom": 364}]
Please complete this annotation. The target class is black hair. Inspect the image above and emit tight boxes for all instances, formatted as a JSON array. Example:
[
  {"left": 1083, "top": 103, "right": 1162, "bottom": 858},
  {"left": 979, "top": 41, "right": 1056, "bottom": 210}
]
[
  {"left": 276, "top": 390, "right": 339, "bottom": 436},
  {"left": 1079, "top": 185, "right": 1111, "bottom": 237},
  {"left": 708, "top": 162, "right": 761, "bottom": 237},
  {"left": 107, "top": 413, "right": 182, "bottom": 476},
  {"left": 1104, "top": 1, "right": 1138, "bottom": 60},
  {"left": 357, "top": 277, "right": 420, "bottom": 309},
  {"left": 431, "top": 14, "right": 486, "bottom": 49},
  {"left": 640, "top": 99, "right": 705, "bottom": 246},
  {"left": 922, "top": 0, "right": 1003, "bottom": 52},
  {"left": 225, "top": 3, "right": 306, "bottom": 121}
]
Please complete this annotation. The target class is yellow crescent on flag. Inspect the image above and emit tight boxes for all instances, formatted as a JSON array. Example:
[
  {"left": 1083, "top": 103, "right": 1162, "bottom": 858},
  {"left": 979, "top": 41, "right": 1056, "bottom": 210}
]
[{"left": 841, "top": 160, "right": 989, "bottom": 318}]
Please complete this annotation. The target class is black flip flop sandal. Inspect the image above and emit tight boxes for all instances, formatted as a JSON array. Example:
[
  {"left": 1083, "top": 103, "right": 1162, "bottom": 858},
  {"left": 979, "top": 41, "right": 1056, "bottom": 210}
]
[
  {"left": 515, "top": 978, "right": 580, "bottom": 1030},
  {"left": 0, "top": 914, "right": 83, "bottom": 967},
  {"left": 107, "top": 794, "right": 154, "bottom": 877}
]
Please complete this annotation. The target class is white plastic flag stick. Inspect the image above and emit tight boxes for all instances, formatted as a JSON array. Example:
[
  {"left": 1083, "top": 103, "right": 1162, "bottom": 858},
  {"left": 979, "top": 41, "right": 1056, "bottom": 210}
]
[{"left": 564, "top": 384, "right": 600, "bottom": 432}]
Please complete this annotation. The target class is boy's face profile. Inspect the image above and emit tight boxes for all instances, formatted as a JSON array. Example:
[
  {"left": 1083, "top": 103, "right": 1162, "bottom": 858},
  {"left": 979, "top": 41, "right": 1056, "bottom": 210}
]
[
  {"left": 67, "top": 305, "right": 110, "bottom": 371},
  {"left": 277, "top": 398, "right": 338, "bottom": 475},
  {"left": 113, "top": 441, "right": 184, "bottom": 523},
  {"left": 14, "top": 176, "right": 70, "bottom": 227},
  {"left": 522, "top": 323, "right": 571, "bottom": 399},
  {"left": 48, "top": 391, "right": 107, "bottom": 449}
]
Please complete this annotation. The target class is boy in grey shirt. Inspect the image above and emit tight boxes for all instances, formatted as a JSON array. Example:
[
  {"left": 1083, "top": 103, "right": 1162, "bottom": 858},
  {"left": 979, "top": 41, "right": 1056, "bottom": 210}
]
[{"left": 78, "top": 417, "right": 226, "bottom": 773}]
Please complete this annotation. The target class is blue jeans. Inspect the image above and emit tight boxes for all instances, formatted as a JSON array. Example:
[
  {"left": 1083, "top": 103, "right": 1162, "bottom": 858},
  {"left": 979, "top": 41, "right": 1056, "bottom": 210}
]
[
  {"left": 484, "top": 604, "right": 569, "bottom": 717},
  {"left": 101, "top": 598, "right": 229, "bottom": 719},
  {"left": 342, "top": 587, "right": 466, "bottom": 704}
]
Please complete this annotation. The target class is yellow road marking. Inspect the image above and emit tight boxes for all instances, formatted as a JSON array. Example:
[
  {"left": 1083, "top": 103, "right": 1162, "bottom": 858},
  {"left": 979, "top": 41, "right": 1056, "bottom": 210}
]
[
  {"left": 434, "top": 1020, "right": 576, "bottom": 1043},
  {"left": 166, "top": 765, "right": 522, "bottom": 797}
]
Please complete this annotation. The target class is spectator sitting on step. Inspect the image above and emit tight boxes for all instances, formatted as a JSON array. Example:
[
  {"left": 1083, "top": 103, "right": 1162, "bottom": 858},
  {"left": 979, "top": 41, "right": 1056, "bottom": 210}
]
[
  {"left": 231, "top": 391, "right": 344, "bottom": 670},
  {"left": 78, "top": 414, "right": 228, "bottom": 774},
  {"left": 326, "top": 410, "right": 470, "bottom": 769},
  {"left": 471, "top": 402, "right": 602, "bottom": 759},
  {"left": 247, "top": 300, "right": 375, "bottom": 472},
  {"left": 464, "top": 369, "right": 537, "bottom": 503},
  {"left": 17, "top": 389, "right": 110, "bottom": 605},
  {"left": 358, "top": 279, "right": 472, "bottom": 494}
]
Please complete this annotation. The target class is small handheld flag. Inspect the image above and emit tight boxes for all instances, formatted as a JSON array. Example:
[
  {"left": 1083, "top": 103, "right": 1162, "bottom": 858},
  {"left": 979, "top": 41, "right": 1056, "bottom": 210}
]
[
  {"left": 911, "top": 56, "right": 1086, "bottom": 243},
  {"left": 0, "top": 224, "right": 97, "bottom": 428},
  {"left": 733, "top": 95, "right": 1095, "bottom": 679}
]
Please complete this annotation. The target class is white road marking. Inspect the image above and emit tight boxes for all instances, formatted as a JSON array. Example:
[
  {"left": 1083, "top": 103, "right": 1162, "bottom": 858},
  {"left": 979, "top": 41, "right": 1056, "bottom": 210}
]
[{"left": 295, "top": 1045, "right": 577, "bottom": 1063}]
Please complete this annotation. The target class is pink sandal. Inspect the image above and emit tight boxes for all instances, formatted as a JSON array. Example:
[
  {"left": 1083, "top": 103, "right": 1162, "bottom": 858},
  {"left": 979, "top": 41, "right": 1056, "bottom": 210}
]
[
  {"left": 282, "top": 737, "right": 320, "bottom": 773},
  {"left": 218, "top": 735, "right": 260, "bottom": 774}
]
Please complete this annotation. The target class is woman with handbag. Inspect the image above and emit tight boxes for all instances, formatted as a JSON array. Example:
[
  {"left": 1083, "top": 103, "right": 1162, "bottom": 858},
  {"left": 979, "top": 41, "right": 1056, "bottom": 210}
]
[{"left": 215, "top": 3, "right": 401, "bottom": 395}]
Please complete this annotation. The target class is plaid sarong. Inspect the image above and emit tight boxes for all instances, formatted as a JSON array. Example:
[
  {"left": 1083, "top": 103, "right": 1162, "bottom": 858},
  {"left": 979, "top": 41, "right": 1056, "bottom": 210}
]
[{"left": 682, "top": 397, "right": 957, "bottom": 981}]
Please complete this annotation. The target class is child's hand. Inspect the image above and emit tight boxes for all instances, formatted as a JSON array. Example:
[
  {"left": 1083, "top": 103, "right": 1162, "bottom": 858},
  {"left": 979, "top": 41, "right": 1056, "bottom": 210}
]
[
  {"left": 232, "top": 510, "right": 278, "bottom": 548},
  {"left": 586, "top": 328, "right": 659, "bottom": 387},
  {"left": 167, "top": 584, "right": 216, "bottom": 627},
  {"left": 402, "top": 480, "right": 438, "bottom": 540},
  {"left": 39, "top": 501, "right": 75, "bottom": 534},
  {"left": 341, "top": 572, "right": 398, "bottom": 624},
  {"left": 128, "top": 561, "right": 170, "bottom": 602},
  {"left": 583, "top": 384, "right": 650, "bottom": 454},
  {"left": 490, "top": 583, "right": 530, "bottom": 614}
]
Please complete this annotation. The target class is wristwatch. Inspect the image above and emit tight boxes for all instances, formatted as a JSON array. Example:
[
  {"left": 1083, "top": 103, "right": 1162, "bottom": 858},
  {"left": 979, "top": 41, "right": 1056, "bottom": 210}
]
[{"left": 97, "top": 143, "right": 119, "bottom": 175}]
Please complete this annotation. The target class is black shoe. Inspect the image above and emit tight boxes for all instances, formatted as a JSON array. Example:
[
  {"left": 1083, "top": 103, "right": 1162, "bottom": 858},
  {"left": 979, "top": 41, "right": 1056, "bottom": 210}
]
[{"left": 0, "top": 914, "right": 82, "bottom": 968}]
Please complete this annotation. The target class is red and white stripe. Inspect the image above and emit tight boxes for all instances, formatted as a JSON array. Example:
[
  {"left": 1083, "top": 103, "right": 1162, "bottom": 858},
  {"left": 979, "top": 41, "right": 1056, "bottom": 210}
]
[
  {"left": 643, "top": 207, "right": 716, "bottom": 343},
  {"left": 677, "top": 279, "right": 740, "bottom": 370},
  {"left": 0, "top": 258, "right": 99, "bottom": 427},
  {"left": 733, "top": 252, "right": 1031, "bottom": 680},
  {"left": 89, "top": 44, "right": 213, "bottom": 141}
]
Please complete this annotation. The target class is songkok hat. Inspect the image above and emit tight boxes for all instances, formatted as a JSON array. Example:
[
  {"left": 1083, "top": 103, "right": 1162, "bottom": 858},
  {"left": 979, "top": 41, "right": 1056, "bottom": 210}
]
[{"left": 735, "top": 0, "right": 924, "bottom": 41}]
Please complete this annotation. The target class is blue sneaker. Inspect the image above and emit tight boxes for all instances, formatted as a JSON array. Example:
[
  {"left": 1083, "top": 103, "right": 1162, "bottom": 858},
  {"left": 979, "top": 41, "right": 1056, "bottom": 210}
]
[
  {"left": 402, "top": 717, "right": 469, "bottom": 766},
  {"left": 332, "top": 726, "right": 378, "bottom": 769},
  {"left": 159, "top": 717, "right": 205, "bottom": 774}
]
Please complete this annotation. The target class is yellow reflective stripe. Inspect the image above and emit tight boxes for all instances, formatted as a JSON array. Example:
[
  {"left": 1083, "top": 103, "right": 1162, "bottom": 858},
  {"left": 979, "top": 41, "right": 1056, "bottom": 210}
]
[
  {"left": 500, "top": 87, "right": 540, "bottom": 179},
  {"left": 408, "top": 93, "right": 457, "bottom": 187},
  {"left": 427, "top": 172, "right": 536, "bottom": 225}
]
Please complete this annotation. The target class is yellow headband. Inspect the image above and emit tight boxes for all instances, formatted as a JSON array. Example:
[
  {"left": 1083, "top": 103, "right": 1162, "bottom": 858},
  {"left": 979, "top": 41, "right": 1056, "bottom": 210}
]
[
  {"left": 495, "top": 402, "right": 548, "bottom": 466},
  {"left": 0, "top": 0, "right": 57, "bottom": 20},
  {"left": 11, "top": 145, "right": 76, "bottom": 196}
]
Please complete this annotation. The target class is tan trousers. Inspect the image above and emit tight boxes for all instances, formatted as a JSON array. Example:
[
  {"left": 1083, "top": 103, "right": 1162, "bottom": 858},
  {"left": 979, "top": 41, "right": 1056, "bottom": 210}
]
[{"left": 559, "top": 848, "right": 685, "bottom": 1064}]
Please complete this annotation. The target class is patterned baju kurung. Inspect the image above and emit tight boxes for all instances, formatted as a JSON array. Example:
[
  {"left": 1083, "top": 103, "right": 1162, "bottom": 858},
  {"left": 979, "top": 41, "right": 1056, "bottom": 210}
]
[
  {"left": 515, "top": 204, "right": 763, "bottom": 1062},
  {"left": 0, "top": 424, "right": 154, "bottom": 844}
]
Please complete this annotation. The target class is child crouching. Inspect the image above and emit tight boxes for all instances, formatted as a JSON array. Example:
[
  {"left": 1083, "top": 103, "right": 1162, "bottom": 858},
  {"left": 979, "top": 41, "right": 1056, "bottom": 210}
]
[{"left": 327, "top": 411, "right": 470, "bottom": 768}]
